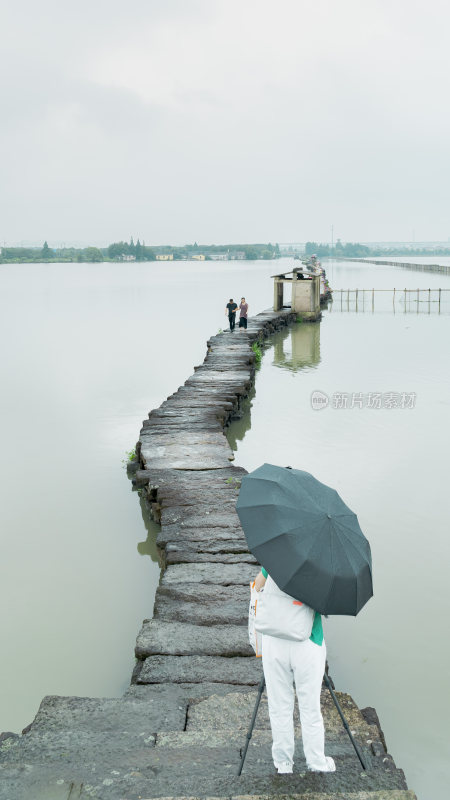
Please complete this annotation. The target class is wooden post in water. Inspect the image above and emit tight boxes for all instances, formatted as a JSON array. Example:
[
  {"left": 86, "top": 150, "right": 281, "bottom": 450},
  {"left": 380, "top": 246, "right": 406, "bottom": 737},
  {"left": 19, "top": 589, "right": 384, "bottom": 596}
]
[
  {"left": 347, "top": 289, "right": 349, "bottom": 311},
  {"left": 356, "top": 288, "right": 358, "bottom": 312},
  {"left": 428, "top": 288, "right": 431, "bottom": 314},
  {"left": 393, "top": 288, "right": 396, "bottom": 312},
  {"left": 404, "top": 288, "right": 406, "bottom": 313},
  {"left": 417, "top": 289, "right": 419, "bottom": 313},
  {"left": 439, "top": 288, "right": 441, "bottom": 313},
  {"left": 372, "top": 288, "right": 374, "bottom": 312}
]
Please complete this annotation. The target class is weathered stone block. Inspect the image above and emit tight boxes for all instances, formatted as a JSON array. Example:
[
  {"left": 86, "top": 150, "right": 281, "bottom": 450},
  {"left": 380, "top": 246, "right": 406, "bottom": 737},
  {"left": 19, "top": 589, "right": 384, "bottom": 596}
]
[
  {"left": 160, "top": 563, "right": 255, "bottom": 586},
  {"left": 135, "top": 620, "right": 253, "bottom": 659},
  {"left": 137, "top": 655, "right": 262, "bottom": 685}
]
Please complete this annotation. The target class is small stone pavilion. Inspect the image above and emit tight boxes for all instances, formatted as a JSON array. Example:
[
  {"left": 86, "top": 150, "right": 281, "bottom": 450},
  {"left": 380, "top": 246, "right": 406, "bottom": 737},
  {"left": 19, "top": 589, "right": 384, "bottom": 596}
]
[{"left": 272, "top": 267, "right": 321, "bottom": 320}]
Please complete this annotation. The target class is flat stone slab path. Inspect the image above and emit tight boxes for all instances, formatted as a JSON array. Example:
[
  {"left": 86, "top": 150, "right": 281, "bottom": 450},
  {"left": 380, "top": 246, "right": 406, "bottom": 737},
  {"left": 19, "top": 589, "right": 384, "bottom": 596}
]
[{"left": 0, "top": 310, "right": 416, "bottom": 800}]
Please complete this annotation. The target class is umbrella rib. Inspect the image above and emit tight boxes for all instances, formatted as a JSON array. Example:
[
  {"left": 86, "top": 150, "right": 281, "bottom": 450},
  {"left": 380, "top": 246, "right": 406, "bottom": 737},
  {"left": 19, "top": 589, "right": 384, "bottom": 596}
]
[
  {"left": 335, "top": 516, "right": 366, "bottom": 539},
  {"left": 280, "top": 514, "right": 334, "bottom": 595},
  {"left": 333, "top": 528, "right": 362, "bottom": 576},
  {"left": 333, "top": 522, "right": 371, "bottom": 562},
  {"left": 323, "top": 529, "right": 359, "bottom": 613},
  {"left": 274, "top": 527, "right": 322, "bottom": 587}
]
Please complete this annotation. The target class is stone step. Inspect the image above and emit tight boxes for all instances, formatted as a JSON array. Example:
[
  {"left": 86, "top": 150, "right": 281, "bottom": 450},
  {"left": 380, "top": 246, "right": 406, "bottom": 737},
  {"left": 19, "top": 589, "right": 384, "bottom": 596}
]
[
  {"left": 144, "top": 794, "right": 417, "bottom": 800},
  {"left": 135, "top": 621, "right": 253, "bottom": 659},
  {"left": 0, "top": 763, "right": 417, "bottom": 800},
  {"left": 140, "top": 431, "right": 229, "bottom": 446},
  {"left": 140, "top": 441, "right": 234, "bottom": 470},
  {"left": 171, "top": 387, "right": 241, "bottom": 401},
  {"left": 125, "top": 682, "right": 259, "bottom": 702},
  {"left": 160, "top": 563, "right": 256, "bottom": 586},
  {"left": 157, "top": 525, "right": 246, "bottom": 547},
  {"left": 163, "top": 542, "right": 251, "bottom": 556},
  {"left": 143, "top": 420, "right": 225, "bottom": 431},
  {"left": 164, "top": 549, "right": 257, "bottom": 565},
  {"left": 160, "top": 506, "right": 241, "bottom": 527},
  {"left": 145, "top": 414, "right": 227, "bottom": 425},
  {"left": 137, "top": 655, "right": 263, "bottom": 685},
  {"left": 160, "top": 398, "right": 234, "bottom": 409},
  {"left": 138, "top": 748, "right": 408, "bottom": 797},
  {"left": 196, "top": 360, "right": 254, "bottom": 369},
  {"left": 155, "top": 726, "right": 370, "bottom": 758},
  {"left": 24, "top": 689, "right": 190, "bottom": 733},
  {"left": 156, "top": 726, "right": 381, "bottom": 752},
  {"left": 186, "top": 688, "right": 382, "bottom": 739},
  {"left": 200, "top": 360, "right": 253, "bottom": 369},
  {"left": 154, "top": 583, "right": 249, "bottom": 625},
  {"left": 160, "top": 518, "right": 244, "bottom": 536},
  {"left": 0, "top": 738, "right": 409, "bottom": 800},
  {"left": 186, "top": 370, "right": 252, "bottom": 382},
  {"left": 149, "top": 407, "right": 230, "bottom": 418},
  {"left": 184, "top": 377, "right": 251, "bottom": 389},
  {"left": 0, "top": 728, "right": 157, "bottom": 767},
  {"left": 136, "top": 465, "right": 246, "bottom": 497}
]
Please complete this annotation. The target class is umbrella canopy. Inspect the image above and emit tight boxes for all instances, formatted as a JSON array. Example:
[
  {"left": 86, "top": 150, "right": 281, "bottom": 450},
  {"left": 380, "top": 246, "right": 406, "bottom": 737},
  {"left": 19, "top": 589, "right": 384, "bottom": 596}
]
[{"left": 236, "top": 463, "right": 373, "bottom": 616}]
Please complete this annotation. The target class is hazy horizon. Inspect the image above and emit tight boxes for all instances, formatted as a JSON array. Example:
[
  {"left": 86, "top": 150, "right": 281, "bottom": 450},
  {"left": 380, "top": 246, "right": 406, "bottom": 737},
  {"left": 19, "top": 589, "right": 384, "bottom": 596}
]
[
  {"left": 3, "top": 237, "right": 450, "bottom": 251},
  {"left": 2, "top": 1, "right": 450, "bottom": 244}
]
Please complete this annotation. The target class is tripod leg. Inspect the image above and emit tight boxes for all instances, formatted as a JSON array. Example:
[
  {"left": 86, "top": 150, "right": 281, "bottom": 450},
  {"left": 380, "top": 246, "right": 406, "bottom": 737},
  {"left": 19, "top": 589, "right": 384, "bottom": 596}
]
[
  {"left": 237, "top": 675, "right": 265, "bottom": 776},
  {"left": 323, "top": 672, "right": 367, "bottom": 770}
]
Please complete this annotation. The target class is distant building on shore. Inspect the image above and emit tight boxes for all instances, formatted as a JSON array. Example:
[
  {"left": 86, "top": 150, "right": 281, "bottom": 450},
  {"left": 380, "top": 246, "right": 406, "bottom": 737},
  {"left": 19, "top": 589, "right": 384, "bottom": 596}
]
[
  {"left": 191, "top": 254, "right": 205, "bottom": 261},
  {"left": 121, "top": 254, "right": 136, "bottom": 262},
  {"left": 156, "top": 254, "right": 174, "bottom": 261},
  {"left": 230, "top": 251, "right": 246, "bottom": 260},
  {"left": 209, "top": 253, "right": 228, "bottom": 261}
]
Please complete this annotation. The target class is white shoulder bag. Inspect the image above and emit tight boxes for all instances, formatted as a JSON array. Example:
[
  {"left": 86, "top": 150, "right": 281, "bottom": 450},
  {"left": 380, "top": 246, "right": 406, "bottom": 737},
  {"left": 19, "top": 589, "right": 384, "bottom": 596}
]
[
  {"left": 254, "top": 575, "right": 315, "bottom": 641},
  {"left": 248, "top": 582, "right": 263, "bottom": 657}
]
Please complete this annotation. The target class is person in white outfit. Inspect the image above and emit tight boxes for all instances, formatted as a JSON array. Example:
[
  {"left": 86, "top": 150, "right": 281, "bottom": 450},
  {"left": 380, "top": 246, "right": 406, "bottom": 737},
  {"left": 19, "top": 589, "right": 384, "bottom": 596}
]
[{"left": 254, "top": 568, "right": 336, "bottom": 775}]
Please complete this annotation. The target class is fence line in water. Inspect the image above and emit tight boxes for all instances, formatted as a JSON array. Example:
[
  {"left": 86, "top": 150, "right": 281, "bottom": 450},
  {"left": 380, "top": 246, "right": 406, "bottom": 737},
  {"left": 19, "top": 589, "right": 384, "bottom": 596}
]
[
  {"left": 341, "top": 257, "right": 450, "bottom": 276},
  {"left": 330, "top": 288, "right": 450, "bottom": 313}
]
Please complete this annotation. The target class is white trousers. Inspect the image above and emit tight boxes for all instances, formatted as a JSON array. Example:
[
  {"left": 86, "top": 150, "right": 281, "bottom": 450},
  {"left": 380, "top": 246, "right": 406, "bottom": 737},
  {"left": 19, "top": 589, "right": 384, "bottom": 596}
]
[{"left": 262, "top": 633, "right": 328, "bottom": 770}]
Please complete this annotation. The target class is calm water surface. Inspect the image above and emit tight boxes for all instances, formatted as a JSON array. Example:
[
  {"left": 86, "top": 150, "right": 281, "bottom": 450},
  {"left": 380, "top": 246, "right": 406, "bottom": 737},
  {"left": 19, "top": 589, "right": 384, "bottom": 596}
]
[
  {"left": 0, "top": 258, "right": 285, "bottom": 734},
  {"left": 1, "top": 258, "right": 448, "bottom": 800},
  {"left": 229, "top": 258, "right": 450, "bottom": 800}
]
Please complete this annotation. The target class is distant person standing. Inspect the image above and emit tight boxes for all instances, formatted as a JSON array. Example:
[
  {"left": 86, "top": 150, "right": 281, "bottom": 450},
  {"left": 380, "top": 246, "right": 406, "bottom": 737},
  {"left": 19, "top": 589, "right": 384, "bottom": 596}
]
[
  {"left": 239, "top": 297, "right": 248, "bottom": 330},
  {"left": 225, "top": 298, "right": 238, "bottom": 331}
]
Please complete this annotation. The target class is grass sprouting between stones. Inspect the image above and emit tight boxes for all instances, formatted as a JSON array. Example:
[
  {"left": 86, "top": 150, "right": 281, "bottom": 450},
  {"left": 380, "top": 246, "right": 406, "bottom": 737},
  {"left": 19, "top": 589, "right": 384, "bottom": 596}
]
[
  {"left": 122, "top": 447, "right": 137, "bottom": 466},
  {"left": 251, "top": 341, "right": 262, "bottom": 367}
]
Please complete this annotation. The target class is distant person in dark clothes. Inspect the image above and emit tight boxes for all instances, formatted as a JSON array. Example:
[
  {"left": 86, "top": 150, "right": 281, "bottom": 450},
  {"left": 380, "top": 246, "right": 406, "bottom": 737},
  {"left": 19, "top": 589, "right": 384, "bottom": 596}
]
[
  {"left": 239, "top": 297, "right": 248, "bottom": 330},
  {"left": 225, "top": 298, "right": 238, "bottom": 331}
]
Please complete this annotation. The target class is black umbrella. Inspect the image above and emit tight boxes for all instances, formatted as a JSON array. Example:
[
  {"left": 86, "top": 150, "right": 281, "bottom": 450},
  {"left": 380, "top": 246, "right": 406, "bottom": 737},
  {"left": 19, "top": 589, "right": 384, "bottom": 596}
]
[{"left": 236, "top": 463, "right": 373, "bottom": 615}]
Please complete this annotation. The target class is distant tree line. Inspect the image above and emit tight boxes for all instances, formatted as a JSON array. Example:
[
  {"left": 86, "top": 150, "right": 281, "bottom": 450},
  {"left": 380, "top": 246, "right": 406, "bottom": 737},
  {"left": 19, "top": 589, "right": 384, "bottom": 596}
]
[
  {"left": 306, "top": 241, "right": 372, "bottom": 257},
  {"left": 107, "top": 240, "right": 280, "bottom": 261},
  {"left": 3, "top": 238, "right": 450, "bottom": 264},
  {"left": 305, "top": 240, "right": 450, "bottom": 257},
  {"left": 0, "top": 241, "right": 105, "bottom": 263},
  {"left": 0, "top": 240, "right": 281, "bottom": 263},
  {"left": 107, "top": 238, "right": 155, "bottom": 260}
]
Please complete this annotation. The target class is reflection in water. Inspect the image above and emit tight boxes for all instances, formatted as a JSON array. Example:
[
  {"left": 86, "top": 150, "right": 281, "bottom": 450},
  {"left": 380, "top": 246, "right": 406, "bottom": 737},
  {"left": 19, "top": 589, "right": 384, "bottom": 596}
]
[
  {"left": 272, "top": 322, "right": 321, "bottom": 373},
  {"left": 135, "top": 489, "right": 162, "bottom": 564},
  {"left": 227, "top": 324, "right": 321, "bottom": 452},
  {"left": 226, "top": 386, "right": 255, "bottom": 451}
]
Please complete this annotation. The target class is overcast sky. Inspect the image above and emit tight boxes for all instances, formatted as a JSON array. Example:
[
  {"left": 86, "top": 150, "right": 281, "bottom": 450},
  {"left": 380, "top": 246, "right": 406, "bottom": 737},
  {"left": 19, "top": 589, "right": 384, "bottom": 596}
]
[{"left": 1, "top": 0, "right": 450, "bottom": 246}]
